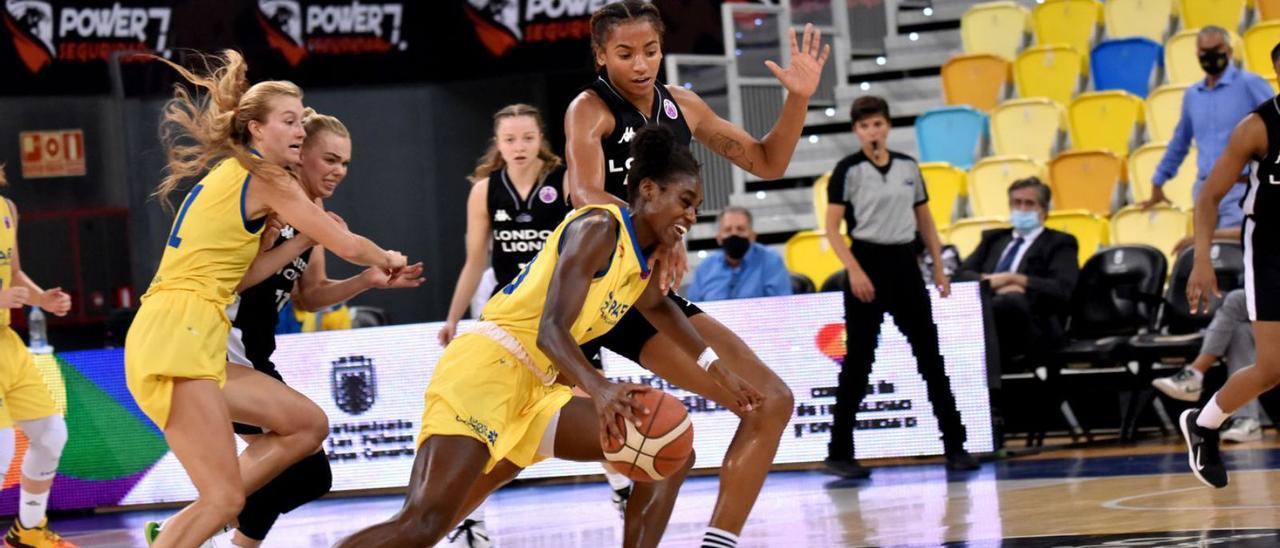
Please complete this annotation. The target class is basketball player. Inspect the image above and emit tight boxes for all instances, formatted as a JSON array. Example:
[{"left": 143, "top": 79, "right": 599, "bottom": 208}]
[
  {"left": 564, "top": 3, "right": 829, "bottom": 546},
  {"left": 0, "top": 165, "right": 75, "bottom": 547},
  {"left": 153, "top": 110, "right": 422, "bottom": 548},
  {"left": 126, "top": 50, "right": 407, "bottom": 547},
  {"left": 338, "top": 126, "right": 763, "bottom": 548},
  {"left": 1182, "top": 44, "right": 1280, "bottom": 489}
]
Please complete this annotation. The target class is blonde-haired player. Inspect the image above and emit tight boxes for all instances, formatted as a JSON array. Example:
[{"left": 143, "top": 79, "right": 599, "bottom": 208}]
[
  {"left": 126, "top": 51, "right": 407, "bottom": 547},
  {"left": 0, "top": 164, "right": 74, "bottom": 547}
]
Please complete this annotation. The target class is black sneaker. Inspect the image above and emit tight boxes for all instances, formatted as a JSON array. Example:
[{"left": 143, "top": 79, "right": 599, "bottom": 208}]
[
  {"left": 945, "top": 451, "right": 980, "bottom": 471},
  {"left": 824, "top": 457, "right": 871, "bottom": 479},
  {"left": 1180, "top": 408, "right": 1228, "bottom": 488},
  {"left": 611, "top": 485, "right": 631, "bottom": 517}
]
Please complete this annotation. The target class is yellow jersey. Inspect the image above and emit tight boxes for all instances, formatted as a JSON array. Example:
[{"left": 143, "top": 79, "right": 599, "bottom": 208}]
[
  {"left": 145, "top": 157, "right": 266, "bottom": 306},
  {"left": 0, "top": 199, "right": 15, "bottom": 327},
  {"left": 481, "top": 204, "right": 652, "bottom": 372}
]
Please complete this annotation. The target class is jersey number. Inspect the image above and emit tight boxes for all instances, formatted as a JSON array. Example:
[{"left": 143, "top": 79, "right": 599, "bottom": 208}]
[{"left": 167, "top": 184, "right": 205, "bottom": 248}]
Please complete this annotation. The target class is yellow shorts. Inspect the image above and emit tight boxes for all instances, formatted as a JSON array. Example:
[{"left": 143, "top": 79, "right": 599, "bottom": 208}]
[
  {"left": 418, "top": 333, "right": 573, "bottom": 473},
  {"left": 0, "top": 327, "right": 57, "bottom": 429},
  {"left": 124, "top": 290, "right": 230, "bottom": 430}
]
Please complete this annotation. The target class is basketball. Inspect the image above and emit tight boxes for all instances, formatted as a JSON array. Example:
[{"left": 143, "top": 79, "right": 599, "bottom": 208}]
[{"left": 602, "top": 389, "right": 694, "bottom": 482}]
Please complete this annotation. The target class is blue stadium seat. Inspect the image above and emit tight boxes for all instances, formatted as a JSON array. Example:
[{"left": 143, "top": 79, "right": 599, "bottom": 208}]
[
  {"left": 915, "top": 106, "right": 989, "bottom": 169},
  {"left": 1091, "top": 37, "right": 1163, "bottom": 98}
]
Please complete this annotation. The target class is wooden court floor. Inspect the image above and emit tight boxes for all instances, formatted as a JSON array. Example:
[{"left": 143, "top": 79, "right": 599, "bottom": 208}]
[{"left": 55, "top": 436, "right": 1280, "bottom": 547}]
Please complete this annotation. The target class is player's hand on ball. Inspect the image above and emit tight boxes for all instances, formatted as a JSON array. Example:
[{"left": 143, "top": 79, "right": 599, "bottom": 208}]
[
  {"left": 708, "top": 361, "right": 764, "bottom": 413},
  {"left": 593, "top": 382, "right": 653, "bottom": 448},
  {"left": 0, "top": 287, "right": 30, "bottom": 308}
]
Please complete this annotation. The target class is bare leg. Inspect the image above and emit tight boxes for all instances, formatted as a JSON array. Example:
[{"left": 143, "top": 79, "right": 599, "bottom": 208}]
[
  {"left": 222, "top": 365, "right": 329, "bottom": 495},
  {"left": 1212, "top": 322, "right": 1280, "bottom": 412},
  {"left": 154, "top": 379, "right": 245, "bottom": 548},
  {"left": 638, "top": 314, "right": 794, "bottom": 535},
  {"left": 336, "top": 436, "right": 489, "bottom": 548}
]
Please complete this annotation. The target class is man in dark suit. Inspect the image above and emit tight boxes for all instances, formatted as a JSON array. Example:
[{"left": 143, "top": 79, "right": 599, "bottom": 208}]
[{"left": 957, "top": 177, "right": 1080, "bottom": 372}]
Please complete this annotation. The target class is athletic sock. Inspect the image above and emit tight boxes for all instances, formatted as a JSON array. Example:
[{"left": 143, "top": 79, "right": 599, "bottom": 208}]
[
  {"left": 1197, "top": 394, "right": 1231, "bottom": 430},
  {"left": 18, "top": 488, "right": 49, "bottom": 529},
  {"left": 702, "top": 527, "right": 739, "bottom": 548}
]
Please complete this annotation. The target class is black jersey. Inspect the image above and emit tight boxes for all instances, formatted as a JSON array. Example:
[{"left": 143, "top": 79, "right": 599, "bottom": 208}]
[
  {"left": 228, "top": 225, "right": 312, "bottom": 369},
  {"left": 1246, "top": 95, "right": 1280, "bottom": 222},
  {"left": 488, "top": 166, "right": 571, "bottom": 289},
  {"left": 586, "top": 73, "right": 693, "bottom": 200}
]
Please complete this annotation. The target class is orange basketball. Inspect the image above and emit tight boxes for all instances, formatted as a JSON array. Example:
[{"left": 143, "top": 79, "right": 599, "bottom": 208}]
[{"left": 602, "top": 389, "right": 694, "bottom": 482}]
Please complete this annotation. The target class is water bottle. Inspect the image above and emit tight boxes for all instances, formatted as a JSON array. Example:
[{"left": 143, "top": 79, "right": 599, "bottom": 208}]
[{"left": 28, "top": 306, "right": 49, "bottom": 353}]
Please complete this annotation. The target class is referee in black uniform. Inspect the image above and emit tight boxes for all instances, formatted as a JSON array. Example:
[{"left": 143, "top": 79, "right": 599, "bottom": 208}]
[{"left": 823, "top": 96, "right": 978, "bottom": 478}]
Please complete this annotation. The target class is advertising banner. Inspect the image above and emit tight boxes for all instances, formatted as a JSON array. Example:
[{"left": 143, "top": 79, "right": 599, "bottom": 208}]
[{"left": 14, "top": 286, "right": 991, "bottom": 510}]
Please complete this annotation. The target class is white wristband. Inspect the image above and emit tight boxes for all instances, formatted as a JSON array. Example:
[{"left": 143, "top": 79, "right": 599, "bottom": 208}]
[{"left": 697, "top": 347, "right": 719, "bottom": 370}]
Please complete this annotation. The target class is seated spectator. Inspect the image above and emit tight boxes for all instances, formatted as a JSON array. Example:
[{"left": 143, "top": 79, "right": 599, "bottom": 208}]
[
  {"left": 1153, "top": 289, "right": 1265, "bottom": 442},
  {"left": 687, "top": 206, "right": 791, "bottom": 301},
  {"left": 956, "top": 177, "right": 1079, "bottom": 372}
]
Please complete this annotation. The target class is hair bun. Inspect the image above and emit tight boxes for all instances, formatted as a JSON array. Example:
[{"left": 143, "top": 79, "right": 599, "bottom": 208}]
[{"left": 630, "top": 125, "right": 676, "bottom": 165}]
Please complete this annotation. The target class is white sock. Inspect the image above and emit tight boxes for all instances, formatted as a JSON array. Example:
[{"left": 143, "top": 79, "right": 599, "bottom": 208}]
[
  {"left": 18, "top": 488, "right": 49, "bottom": 529},
  {"left": 702, "top": 527, "right": 739, "bottom": 548},
  {"left": 604, "top": 468, "right": 631, "bottom": 491},
  {"left": 1197, "top": 394, "right": 1232, "bottom": 430},
  {"left": 1187, "top": 367, "right": 1204, "bottom": 381}
]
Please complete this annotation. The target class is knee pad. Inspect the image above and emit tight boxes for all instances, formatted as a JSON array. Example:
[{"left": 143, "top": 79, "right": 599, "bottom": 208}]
[{"left": 18, "top": 415, "right": 66, "bottom": 481}]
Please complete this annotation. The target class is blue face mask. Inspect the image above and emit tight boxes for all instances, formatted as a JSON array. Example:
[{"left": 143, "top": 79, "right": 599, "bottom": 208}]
[{"left": 1010, "top": 209, "right": 1042, "bottom": 233}]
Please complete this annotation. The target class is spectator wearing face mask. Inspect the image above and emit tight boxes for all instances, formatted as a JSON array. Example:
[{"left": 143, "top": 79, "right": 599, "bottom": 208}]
[
  {"left": 1143, "top": 25, "right": 1273, "bottom": 244},
  {"left": 686, "top": 206, "right": 792, "bottom": 302},
  {"left": 956, "top": 177, "right": 1079, "bottom": 373}
]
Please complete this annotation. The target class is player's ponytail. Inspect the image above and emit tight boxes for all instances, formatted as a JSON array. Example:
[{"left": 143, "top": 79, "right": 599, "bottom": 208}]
[
  {"left": 626, "top": 125, "right": 699, "bottom": 204},
  {"left": 470, "top": 103, "right": 563, "bottom": 182},
  {"left": 151, "top": 50, "right": 301, "bottom": 212}
]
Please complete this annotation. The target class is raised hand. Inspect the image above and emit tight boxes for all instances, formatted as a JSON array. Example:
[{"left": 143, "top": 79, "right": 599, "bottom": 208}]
[{"left": 764, "top": 23, "right": 832, "bottom": 99}]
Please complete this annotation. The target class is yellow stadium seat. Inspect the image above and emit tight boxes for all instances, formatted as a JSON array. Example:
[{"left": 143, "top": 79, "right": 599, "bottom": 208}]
[
  {"left": 812, "top": 171, "right": 849, "bottom": 235},
  {"left": 1165, "top": 28, "right": 1245, "bottom": 85},
  {"left": 1032, "top": 0, "right": 1103, "bottom": 64},
  {"left": 969, "top": 155, "right": 1044, "bottom": 218},
  {"left": 1178, "top": 0, "right": 1245, "bottom": 30},
  {"left": 1260, "top": 0, "right": 1280, "bottom": 21},
  {"left": 1111, "top": 204, "right": 1191, "bottom": 256},
  {"left": 962, "top": 1, "right": 1032, "bottom": 60},
  {"left": 1145, "top": 84, "right": 1188, "bottom": 142},
  {"left": 1244, "top": 21, "right": 1280, "bottom": 75},
  {"left": 1128, "top": 143, "right": 1198, "bottom": 210},
  {"left": 920, "top": 162, "right": 968, "bottom": 231},
  {"left": 1015, "top": 44, "right": 1085, "bottom": 105},
  {"left": 785, "top": 230, "right": 850, "bottom": 288},
  {"left": 991, "top": 98, "right": 1067, "bottom": 163},
  {"left": 1048, "top": 149, "right": 1125, "bottom": 217},
  {"left": 942, "top": 53, "right": 1011, "bottom": 112},
  {"left": 1104, "top": 0, "right": 1172, "bottom": 42},
  {"left": 1068, "top": 91, "right": 1145, "bottom": 156},
  {"left": 1045, "top": 209, "right": 1111, "bottom": 266},
  {"left": 947, "top": 217, "right": 1012, "bottom": 258}
]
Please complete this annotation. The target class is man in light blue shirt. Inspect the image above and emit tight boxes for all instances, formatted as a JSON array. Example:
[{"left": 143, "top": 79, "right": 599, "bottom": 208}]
[
  {"left": 1148, "top": 26, "right": 1274, "bottom": 232},
  {"left": 687, "top": 206, "right": 792, "bottom": 302}
]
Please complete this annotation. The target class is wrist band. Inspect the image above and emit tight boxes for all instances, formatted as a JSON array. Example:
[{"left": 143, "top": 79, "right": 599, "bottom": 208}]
[{"left": 697, "top": 347, "right": 719, "bottom": 370}]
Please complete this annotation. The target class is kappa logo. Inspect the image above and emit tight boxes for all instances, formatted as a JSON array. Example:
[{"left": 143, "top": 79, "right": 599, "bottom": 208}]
[
  {"left": 259, "top": 0, "right": 406, "bottom": 67},
  {"left": 494, "top": 209, "right": 512, "bottom": 222},
  {"left": 280, "top": 224, "right": 297, "bottom": 240},
  {"left": 3, "top": 0, "right": 172, "bottom": 74},
  {"left": 618, "top": 126, "right": 636, "bottom": 144}
]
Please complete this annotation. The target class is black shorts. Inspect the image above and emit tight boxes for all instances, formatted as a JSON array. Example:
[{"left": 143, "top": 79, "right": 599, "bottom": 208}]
[
  {"left": 580, "top": 293, "right": 704, "bottom": 366},
  {"left": 231, "top": 361, "right": 285, "bottom": 436},
  {"left": 1244, "top": 217, "right": 1280, "bottom": 322}
]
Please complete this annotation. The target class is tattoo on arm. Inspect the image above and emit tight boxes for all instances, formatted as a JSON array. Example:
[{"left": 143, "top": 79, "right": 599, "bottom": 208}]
[{"left": 709, "top": 132, "right": 754, "bottom": 171}]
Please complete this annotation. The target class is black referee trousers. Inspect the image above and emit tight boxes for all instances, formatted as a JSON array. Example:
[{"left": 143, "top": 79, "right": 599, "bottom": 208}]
[{"left": 828, "top": 241, "right": 967, "bottom": 459}]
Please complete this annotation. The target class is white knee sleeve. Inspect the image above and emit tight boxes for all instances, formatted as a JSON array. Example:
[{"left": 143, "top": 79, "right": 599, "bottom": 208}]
[
  {"left": 17, "top": 415, "right": 66, "bottom": 481},
  {"left": 0, "top": 428, "right": 14, "bottom": 475}
]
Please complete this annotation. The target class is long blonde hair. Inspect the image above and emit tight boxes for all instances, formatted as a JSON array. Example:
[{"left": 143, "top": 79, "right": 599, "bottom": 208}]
[
  {"left": 470, "top": 103, "right": 562, "bottom": 181},
  {"left": 152, "top": 49, "right": 302, "bottom": 212},
  {"left": 301, "top": 108, "right": 349, "bottom": 143}
]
